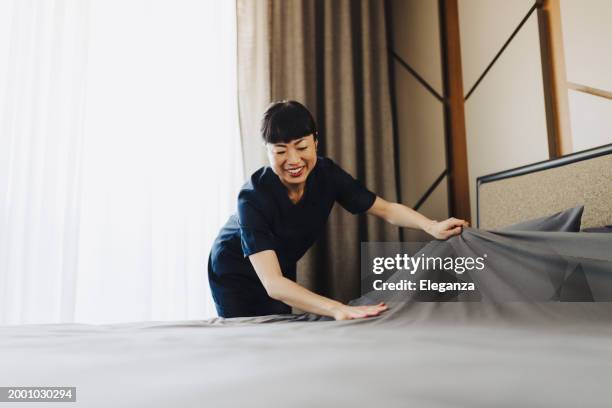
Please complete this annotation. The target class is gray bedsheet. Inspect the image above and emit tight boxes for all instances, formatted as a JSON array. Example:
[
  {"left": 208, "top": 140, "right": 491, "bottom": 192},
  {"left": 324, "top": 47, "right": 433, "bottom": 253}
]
[{"left": 1, "top": 229, "right": 612, "bottom": 407}]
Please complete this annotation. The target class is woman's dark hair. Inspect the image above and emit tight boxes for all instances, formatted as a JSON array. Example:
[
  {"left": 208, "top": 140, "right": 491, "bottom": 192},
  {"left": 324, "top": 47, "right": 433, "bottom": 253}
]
[{"left": 260, "top": 100, "right": 318, "bottom": 144}]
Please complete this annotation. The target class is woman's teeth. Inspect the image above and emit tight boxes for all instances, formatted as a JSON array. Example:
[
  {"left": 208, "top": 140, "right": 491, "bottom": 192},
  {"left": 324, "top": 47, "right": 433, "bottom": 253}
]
[{"left": 287, "top": 166, "right": 304, "bottom": 176}]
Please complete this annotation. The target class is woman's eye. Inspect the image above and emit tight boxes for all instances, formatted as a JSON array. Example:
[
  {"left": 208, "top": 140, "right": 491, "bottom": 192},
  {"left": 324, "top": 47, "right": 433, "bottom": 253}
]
[
  {"left": 275, "top": 151, "right": 286, "bottom": 155},
  {"left": 297, "top": 147, "right": 307, "bottom": 151}
]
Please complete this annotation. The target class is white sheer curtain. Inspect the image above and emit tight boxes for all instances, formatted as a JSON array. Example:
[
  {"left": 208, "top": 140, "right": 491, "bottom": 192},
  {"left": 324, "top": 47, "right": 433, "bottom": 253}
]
[{"left": 0, "top": 0, "right": 243, "bottom": 324}]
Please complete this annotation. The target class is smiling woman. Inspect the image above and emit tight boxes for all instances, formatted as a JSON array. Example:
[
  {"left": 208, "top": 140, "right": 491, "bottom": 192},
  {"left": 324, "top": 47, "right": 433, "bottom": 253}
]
[
  {"left": 207, "top": 101, "right": 469, "bottom": 320},
  {"left": 262, "top": 101, "right": 319, "bottom": 203}
]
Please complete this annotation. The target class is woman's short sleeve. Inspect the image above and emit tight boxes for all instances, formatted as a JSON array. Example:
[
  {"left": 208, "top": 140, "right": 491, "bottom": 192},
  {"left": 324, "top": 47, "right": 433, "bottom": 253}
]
[
  {"left": 237, "top": 191, "right": 276, "bottom": 257},
  {"left": 329, "top": 160, "right": 377, "bottom": 214}
]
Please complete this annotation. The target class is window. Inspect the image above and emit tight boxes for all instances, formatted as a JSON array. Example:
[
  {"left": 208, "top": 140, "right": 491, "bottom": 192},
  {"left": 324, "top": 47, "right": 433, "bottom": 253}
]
[{"left": 0, "top": 0, "right": 242, "bottom": 324}]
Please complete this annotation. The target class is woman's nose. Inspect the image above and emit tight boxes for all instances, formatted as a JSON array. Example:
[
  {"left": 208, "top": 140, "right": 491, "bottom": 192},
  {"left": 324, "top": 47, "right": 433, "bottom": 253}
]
[{"left": 287, "top": 149, "right": 300, "bottom": 164}]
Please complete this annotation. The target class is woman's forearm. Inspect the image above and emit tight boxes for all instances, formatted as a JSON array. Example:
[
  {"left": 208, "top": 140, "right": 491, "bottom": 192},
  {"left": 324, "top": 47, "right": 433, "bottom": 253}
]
[
  {"left": 249, "top": 250, "right": 343, "bottom": 317},
  {"left": 385, "top": 202, "right": 436, "bottom": 233},
  {"left": 266, "top": 277, "right": 342, "bottom": 317},
  {"left": 367, "top": 197, "right": 468, "bottom": 239}
]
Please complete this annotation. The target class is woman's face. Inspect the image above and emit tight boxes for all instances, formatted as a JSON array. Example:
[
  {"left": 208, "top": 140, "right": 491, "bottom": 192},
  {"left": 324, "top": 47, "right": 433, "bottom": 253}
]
[{"left": 267, "top": 134, "right": 318, "bottom": 189}]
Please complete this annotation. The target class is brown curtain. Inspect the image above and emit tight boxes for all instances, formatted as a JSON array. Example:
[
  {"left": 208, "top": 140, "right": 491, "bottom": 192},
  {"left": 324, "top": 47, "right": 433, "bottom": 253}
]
[{"left": 237, "top": 0, "right": 399, "bottom": 303}]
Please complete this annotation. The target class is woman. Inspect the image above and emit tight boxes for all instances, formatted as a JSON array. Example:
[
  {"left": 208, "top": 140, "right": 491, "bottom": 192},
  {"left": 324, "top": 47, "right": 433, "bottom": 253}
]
[{"left": 208, "top": 101, "right": 468, "bottom": 320}]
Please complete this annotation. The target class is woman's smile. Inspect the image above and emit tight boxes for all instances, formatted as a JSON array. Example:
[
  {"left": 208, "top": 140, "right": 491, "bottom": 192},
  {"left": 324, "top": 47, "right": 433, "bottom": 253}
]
[{"left": 286, "top": 165, "right": 305, "bottom": 178}]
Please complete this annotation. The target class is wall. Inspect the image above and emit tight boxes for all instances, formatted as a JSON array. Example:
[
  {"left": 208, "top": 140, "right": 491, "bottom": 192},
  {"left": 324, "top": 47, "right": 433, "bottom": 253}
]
[
  {"left": 458, "top": 0, "right": 550, "bottom": 222},
  {"left": 388, "top": 0, "right": 612, "bottom": 226},
  {"left": 560, "top": 0, "right": 612, "bottom": 151}
]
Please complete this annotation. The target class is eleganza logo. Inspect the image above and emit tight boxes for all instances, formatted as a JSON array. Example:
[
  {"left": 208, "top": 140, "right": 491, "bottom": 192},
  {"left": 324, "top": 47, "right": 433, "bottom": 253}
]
[{"left": 360, "top": 242, "right": 487, "bottom": 301}]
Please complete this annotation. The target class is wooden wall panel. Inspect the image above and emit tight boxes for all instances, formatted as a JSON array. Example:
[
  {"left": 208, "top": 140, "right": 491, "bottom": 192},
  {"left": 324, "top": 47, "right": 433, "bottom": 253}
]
[{"left": 440, "top": 0, "right": 471, "bottom": 222}]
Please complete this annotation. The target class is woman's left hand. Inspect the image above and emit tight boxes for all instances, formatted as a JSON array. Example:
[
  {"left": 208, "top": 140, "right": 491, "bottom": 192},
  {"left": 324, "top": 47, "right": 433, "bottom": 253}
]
[{"left": 425, "top": 217, "right": 469, "bottom": 240}]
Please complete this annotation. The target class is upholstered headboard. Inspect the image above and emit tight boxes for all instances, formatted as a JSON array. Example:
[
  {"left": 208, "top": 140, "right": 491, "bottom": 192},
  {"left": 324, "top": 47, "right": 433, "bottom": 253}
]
[{"left": 477, "top": 143, "right": 612, "bottom": 229}]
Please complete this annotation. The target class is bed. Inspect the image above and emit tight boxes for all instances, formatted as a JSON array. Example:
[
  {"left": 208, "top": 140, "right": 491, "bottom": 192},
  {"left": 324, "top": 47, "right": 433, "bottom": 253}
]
[{"left": 1, "top": 144, "right": 612, "bottom": 408}]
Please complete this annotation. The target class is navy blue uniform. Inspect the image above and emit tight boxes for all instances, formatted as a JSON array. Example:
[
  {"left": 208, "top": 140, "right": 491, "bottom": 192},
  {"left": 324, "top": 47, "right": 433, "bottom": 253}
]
[{"left": 208, "top": 156, "right": 376, "bottom": 317}]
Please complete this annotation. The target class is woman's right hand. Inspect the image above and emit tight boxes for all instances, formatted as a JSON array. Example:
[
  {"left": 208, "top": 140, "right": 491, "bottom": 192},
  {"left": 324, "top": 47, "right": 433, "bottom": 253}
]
[{"left": 332, "top": 302, "right": 389, "bottom": 320}]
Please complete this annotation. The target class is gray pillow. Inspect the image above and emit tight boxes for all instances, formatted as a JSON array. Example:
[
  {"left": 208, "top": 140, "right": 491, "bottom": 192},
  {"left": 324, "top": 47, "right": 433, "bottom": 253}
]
[{"left": 501, "top": 205, "right": 584, "bottom": 232}]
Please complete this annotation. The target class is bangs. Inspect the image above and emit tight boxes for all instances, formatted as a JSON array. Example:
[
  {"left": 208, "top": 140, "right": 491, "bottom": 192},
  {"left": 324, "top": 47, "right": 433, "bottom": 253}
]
[{"left": 261, "top": 100, "right": 317, "bottom": 144}]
